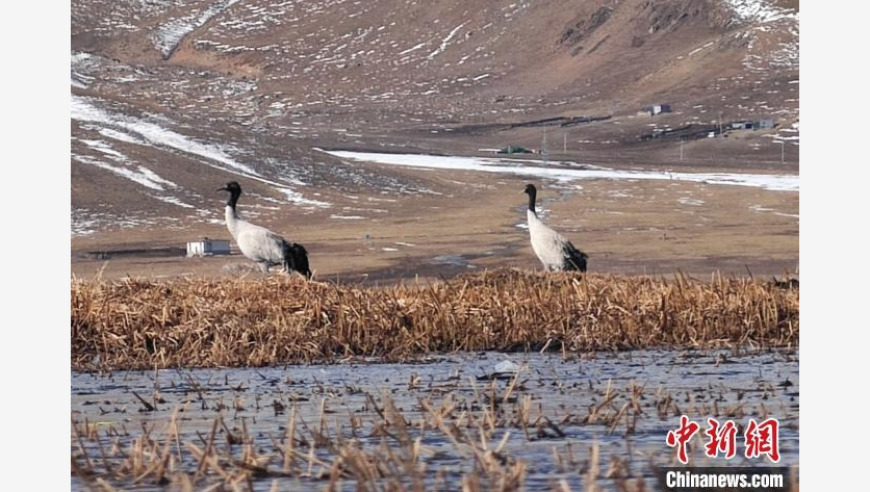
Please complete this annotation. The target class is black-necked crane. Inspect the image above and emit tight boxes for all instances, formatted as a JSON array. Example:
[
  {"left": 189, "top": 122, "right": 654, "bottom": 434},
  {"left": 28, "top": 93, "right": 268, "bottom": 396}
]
[
  {"left": 218, "top": 181, "right": 311, "bottom": 279},
  {"left": 523, "top": 183, "right": 588, "bottom": 272}
]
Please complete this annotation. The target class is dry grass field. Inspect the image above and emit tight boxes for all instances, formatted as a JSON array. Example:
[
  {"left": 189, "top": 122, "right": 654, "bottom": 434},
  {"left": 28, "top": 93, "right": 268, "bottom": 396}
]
[
  {"left": 71, "top": 170, "right": 799, "bottom": 284},
  {"left": 71, "top": 268, "right": 798, "bottom": 371}
]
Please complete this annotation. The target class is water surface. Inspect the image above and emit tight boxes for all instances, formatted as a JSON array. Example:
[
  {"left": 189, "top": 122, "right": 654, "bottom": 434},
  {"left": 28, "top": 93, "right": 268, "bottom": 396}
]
[{"left": 72, "top": 349, "right": 798, "bottom": 490}]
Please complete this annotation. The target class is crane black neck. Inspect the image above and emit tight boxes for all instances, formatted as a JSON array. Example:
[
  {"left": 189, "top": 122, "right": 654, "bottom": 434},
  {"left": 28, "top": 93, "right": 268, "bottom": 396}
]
[
  {"left": 527, "top": 188, "right": 537, "bottom": 213},
  {"left": 226, "top": 188, "right": 241, "bottom": 209}
]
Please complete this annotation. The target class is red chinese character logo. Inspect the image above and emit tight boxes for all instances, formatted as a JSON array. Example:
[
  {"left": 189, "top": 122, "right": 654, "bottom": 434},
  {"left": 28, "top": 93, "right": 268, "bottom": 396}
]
[
  {"left": 704, "top": 418, "right": 738, "bottom": 459},
  {"left": 666, "top": 415, "right": 700, "bottom": 464},
  {"left": 744, "top": 417, "right": 780, "bottom": 462}
]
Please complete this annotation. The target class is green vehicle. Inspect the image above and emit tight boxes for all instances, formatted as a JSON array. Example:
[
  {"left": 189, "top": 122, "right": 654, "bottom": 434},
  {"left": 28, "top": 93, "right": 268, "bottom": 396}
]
[{"left": 497, "top": 145, "right": 532, "bottom": 154}]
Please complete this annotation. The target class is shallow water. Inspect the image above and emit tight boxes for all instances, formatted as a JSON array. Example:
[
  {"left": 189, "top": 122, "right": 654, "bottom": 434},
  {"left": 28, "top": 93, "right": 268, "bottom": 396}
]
[{"left": 71, "top": 349, "right": 798, "bottom": 490}]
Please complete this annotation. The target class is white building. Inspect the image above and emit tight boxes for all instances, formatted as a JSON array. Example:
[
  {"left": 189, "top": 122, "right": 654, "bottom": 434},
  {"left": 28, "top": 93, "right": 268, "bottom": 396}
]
[
  {"left": 639, "top": 104, "right": 672, "bottom": 116},
  {"left": 186, "top": 238, "right": 231, "bottom": 257}
]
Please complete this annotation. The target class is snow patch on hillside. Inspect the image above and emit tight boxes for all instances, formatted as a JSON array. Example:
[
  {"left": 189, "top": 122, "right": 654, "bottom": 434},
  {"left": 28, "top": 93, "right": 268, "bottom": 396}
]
[
  {"left": 72, "top": 95, "right": 330, "bottom": 209},
  {"left": 724, "top": 0, "right": 798, "bottom": 24},
  {"left": 72, "top": 153, "right": 178, "bottom": 192},
  {"left": 428, "top": 23, "right": 466, "bottom": 59},
  {"left": 71, "top": 52, "right": 95, "bottom": 88},
  {"left": 152, "top": 0, "right": 241, "bottom": 58},
  {"left": 324, "top": 151, "right": 799, "bottom": 192},
  {"left": 72, "top": 95, "right": 258, "bottom": 175},
  {"left": 724, "top": 0, "right": 799, "bottom": 73}
]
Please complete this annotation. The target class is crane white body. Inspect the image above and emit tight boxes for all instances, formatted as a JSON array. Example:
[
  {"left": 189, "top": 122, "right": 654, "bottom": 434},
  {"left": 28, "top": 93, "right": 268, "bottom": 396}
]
[
  {"left": 225, "top": 206, "right": 287, "bottom": 273},
  {"left": 219, "top": 181, "right": 311, "bottom": 278},
  {"left": 527, "top": 210, "right": 573, "bottom": 271},
  {"left": 523, "top": 184, "right": 588, "bottom": 272}
]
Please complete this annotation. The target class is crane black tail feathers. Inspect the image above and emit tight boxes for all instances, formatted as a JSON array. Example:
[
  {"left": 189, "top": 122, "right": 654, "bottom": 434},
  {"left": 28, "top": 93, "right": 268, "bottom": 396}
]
[
  {"left": 282, "top": 241, "right": 312, "bottom": 280},
  {"left": 563, "top": 245, "right": 589, "bottom": 273}
]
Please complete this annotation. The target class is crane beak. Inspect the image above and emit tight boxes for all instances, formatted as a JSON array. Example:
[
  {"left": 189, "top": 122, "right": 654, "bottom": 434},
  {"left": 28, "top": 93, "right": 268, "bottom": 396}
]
[{"left": 218, "top": 185, "right": 228, "bottom": 192}]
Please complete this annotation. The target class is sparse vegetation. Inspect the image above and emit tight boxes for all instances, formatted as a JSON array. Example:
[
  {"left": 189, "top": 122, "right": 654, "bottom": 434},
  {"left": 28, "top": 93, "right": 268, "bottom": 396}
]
[
  {"left": 71, "top": 360, "right": 799, "bottom": 491},
  {"left": 71, "top": 268, "right": 798, "bottom": 371},
  {"left": 72, "top": 392, "right": 538, "bottom": 491}
]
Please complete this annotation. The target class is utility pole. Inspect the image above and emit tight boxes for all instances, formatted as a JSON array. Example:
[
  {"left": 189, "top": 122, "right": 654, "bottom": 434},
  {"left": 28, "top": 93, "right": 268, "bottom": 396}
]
[
  {"left": 718, "top": 111, "right": 723, "bottom": 137},
  {"left": 680, "top": 139, "right": 684, "bottom": 161},
  {"left": 780, "top": 141, "right": 785, "bottom": 164},
  {"left": 563, "top": 133, "right": 567, "bottom": 153},
  {"left": 541, "top": 132, "right": 549, "bottom": 165}
]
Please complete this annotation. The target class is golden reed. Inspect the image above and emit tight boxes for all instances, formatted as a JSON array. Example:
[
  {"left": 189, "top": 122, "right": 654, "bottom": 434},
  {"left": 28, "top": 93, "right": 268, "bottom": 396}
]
[{"left": 71, "top": 269, "right": 798, "bottom": 371}]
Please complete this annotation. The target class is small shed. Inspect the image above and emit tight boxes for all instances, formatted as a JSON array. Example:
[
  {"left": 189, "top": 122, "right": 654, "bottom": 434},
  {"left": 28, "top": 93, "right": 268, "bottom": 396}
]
[
  {"left": 643, "top": 104, "right": 672, "bottom": 116},
  {"left": 731, "top": 121, "right": 755, "bottom": 130},
  {"left": 730, "top": 119, "right": 775, "bottom": 131},
  {"left": 186, "top": 237, "right": 231, "bottom": 257}
]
